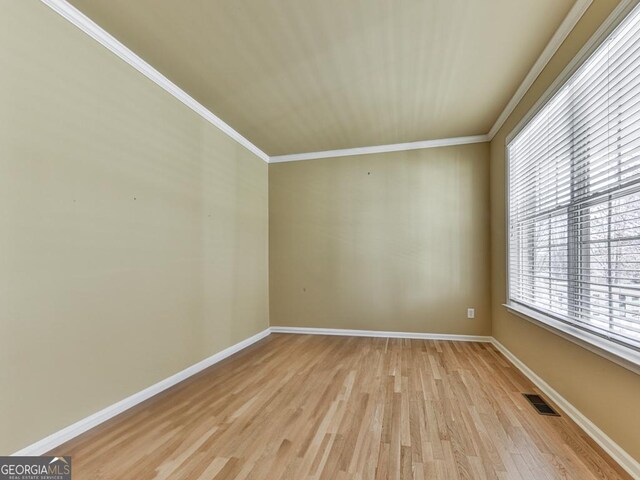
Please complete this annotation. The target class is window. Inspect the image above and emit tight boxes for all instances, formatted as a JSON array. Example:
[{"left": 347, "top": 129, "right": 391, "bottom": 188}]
[{"left": 507, "top": 3, "right": 640, "bottom": 357}]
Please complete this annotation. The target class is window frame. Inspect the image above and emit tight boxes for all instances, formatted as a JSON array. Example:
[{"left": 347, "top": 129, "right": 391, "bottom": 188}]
[{"left": 504, "top": 0, "right": 640, "bottom": 374}]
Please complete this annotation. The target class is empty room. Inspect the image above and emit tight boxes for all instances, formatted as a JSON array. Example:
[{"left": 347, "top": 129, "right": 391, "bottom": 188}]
[{"left": 2, "top": 0, "right": 640, "bottom": 479}]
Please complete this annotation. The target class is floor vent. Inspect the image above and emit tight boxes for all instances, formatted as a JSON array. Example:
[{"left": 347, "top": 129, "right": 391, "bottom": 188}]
[{"left": 523, "top": 393, "right": 560, "bottom": 416}]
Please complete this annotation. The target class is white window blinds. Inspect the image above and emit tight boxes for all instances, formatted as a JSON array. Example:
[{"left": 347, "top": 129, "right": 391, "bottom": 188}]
[{"left": 508, "top": 3, "right": 640, "bottom": 352}]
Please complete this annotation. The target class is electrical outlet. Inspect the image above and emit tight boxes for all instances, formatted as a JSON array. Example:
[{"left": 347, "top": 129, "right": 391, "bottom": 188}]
[{"left": 467, "top": 308, "right": 475, "bottom": 319}]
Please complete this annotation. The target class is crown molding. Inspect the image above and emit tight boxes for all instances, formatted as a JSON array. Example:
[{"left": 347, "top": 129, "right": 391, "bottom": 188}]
[
  {"left": 268, "top": 135, "right": 490, "bottom": 163},
  {"left": 505, "top": 0, "right": 638, "bottom": 146},
  {"left": 40, "top": 0, "right": 270, "bottom": 163},
  {"left": 487, "top": 0, "right": 593, "bottom": 140},
  {"left": 270, "top": 0, "right": 593, "bottom": 162},
  {"left": 41, "top": 0, "right": 592, "bottom": 164}
]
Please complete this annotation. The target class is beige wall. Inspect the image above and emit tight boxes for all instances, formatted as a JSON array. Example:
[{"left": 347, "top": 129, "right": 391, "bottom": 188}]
[
  {"left": 269, "top": 144, "right": 491, "bottom": 335},
  {"left": 490, "top": 0, "right": 640, "bottom": 462},
  {"left": 4, "top": 0, "right": 639, "bottom": 465},
  {"left": 0, "top": 1, "right": 268, "bottom": 455}
]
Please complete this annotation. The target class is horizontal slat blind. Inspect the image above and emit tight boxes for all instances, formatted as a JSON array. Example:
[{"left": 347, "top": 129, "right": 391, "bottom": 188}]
[{"left": 508, "top": 3, "right": 640, "bottom": 352}]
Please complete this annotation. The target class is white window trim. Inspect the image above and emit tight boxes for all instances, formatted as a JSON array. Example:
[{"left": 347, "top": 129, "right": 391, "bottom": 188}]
[
  {"left": 504, "top": 0, "right": 640, "bottom": 375},
  {"left": 504, "top": 303, "right": 640, "bottom": 375}
]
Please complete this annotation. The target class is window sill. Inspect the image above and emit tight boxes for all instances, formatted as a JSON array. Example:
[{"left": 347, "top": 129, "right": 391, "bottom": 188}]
[{"left": 503, "top": 303, "right": 640, "bottom": 376}]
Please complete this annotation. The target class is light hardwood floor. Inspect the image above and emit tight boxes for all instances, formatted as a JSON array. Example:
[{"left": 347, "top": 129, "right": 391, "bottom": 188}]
[{"left": 50, "top": 334, "right": 631, "bottom": 479}]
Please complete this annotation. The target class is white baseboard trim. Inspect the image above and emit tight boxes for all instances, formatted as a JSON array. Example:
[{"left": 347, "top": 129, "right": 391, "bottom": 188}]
[
  {"left": 491, "top": 338, "right": 640, "bottom": 479},
  {"left": 12, "top": 328, "right": 271, "bottom": 456},
  {"left": 270, "top": 326, "right": 492, "bottom": 342},
  {"left": 12, "top": 327, "right": 638, "bottom": 478}
]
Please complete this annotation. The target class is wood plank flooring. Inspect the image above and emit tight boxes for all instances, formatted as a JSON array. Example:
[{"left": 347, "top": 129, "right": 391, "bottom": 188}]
[{"left": 50, "top": 334, "right": 631, "bottom": 479}]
